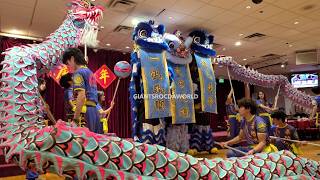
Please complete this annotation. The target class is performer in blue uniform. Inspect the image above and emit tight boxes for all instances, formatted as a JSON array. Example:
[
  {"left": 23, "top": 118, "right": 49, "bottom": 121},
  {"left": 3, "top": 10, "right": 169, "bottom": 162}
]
[
  {"left": 270, "top": 110, "right": 306, "bottom": 155},
  {"left": 60, "top": 73, "right": 75, "bottom": 122},
  {"left": 221, "top": 98, "right": 277, "bottom": 157},
  {"left": 225, "top": 89, "right": 240, "bottom": 138},
  {"left": 62, "top": 48, "right": 103, "bottom": 134}
]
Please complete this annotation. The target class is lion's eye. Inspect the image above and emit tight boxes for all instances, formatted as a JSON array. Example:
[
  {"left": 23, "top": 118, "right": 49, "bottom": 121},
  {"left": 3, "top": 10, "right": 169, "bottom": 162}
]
[
  {"left": 168, "top": 42, "right": 175, "bottom": 49},
  {"left": 193, "top": 37, "right": 200, "bottom": 44},
  {"left": 139, "top": 30, "right": 147, "bottom": 38}
]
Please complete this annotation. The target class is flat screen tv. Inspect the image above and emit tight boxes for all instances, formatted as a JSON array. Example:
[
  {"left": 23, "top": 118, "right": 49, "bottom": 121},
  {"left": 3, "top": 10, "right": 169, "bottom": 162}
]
[{"left": 291, "top": 73, "right": 318, "bottom": 88}]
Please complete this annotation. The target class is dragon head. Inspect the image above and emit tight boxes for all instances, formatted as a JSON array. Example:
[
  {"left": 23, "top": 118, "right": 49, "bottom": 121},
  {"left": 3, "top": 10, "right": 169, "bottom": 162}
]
[
  {"left": 163, "top": 31, "right": 192, "bottom": 64},
  {"left": 67, "top": 0, "right": 104, "bottom": 47},
  {"left": 132, "top": 20, "right": 168, "bottom": 51},
  {"left": 185, "top": 30, "right": 216, "bottom": 57}
]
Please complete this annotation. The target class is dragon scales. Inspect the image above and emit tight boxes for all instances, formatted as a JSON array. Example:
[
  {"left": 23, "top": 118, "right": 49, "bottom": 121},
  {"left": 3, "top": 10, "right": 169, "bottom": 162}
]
[
  {"left": 0, "top": 0, "right": 320, "bottom": 179},
  {"left": 215, "top": 56, "right": 314, "bottom": 111}
]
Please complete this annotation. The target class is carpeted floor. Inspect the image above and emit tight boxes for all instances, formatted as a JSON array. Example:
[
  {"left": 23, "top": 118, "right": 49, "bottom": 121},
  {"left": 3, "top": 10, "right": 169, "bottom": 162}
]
[{"left": 1, "top": 141, "right": 320, "bottom": 179}]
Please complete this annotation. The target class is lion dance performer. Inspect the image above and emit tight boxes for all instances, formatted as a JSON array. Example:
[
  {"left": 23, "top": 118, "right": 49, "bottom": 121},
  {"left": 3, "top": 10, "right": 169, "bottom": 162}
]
[
  {"left": 129, "top": 20, "right": 170, "bottom": 145},
  {"left": 184, "top": 30, "right": 217, "bottom": 154},
  {"left": 162, "top": 31, "right": 195, "bottom": 153},
  {"left": 1, "top": 1, "right": 320, "bottom": 179}
]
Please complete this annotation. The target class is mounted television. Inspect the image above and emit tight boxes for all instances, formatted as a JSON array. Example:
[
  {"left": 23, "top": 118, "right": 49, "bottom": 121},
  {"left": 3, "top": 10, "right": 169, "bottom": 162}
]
[{"left": 291, "top": 73, "right": 318, "bottom": 88}]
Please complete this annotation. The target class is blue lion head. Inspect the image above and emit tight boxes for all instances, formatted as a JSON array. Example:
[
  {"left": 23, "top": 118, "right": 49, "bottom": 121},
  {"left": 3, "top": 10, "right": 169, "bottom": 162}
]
[
  {"left": 132, "top": 20, "right": 168, "bottom": 51},
  {"left": 185, "top": 30, "right": 216, "bottom": 57}
]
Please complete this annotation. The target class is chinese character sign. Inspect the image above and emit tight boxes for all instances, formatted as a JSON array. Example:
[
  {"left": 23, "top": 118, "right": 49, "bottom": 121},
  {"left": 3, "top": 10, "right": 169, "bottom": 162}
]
[
  {"left": 48, "top": 63, "right": 71, "bottom": 85},
  {"left": 94, "top": 65, "right": 116, "bottom": 89}
]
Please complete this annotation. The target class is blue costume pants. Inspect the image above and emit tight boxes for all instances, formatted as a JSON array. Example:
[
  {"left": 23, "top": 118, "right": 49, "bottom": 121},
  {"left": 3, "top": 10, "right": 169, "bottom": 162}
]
[{"left": 85, "top": 106, "right": 103, "bottom": 134}]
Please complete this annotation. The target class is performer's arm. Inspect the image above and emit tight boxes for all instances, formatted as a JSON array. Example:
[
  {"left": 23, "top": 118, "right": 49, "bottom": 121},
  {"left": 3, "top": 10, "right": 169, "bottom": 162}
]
[
  {"left": 258, "top": 103, "right": 277, "bottom": 112},
  {"left": 225, "top": 89, "right": 233, "bottom": 105},
  {"left": 74, "top": 90, "right": 85, "bottom": 120},
  {"left": 248, "top": 133, "right": 267, "bottom": 155},
  {"left": 103, "top": 101, "right": 115, "bottom": 115},
  {"left": 248, "top": 119, "right": 267, "bottom": 154},
  {"left": 224, "top": 129, "right": 244, "bottom": 146}
]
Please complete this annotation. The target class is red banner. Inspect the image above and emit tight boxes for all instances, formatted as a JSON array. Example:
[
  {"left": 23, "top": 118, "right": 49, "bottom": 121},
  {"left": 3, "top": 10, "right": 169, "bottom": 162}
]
[
  {"left": 94, "top": 65, "right": 116, "bottom": 89},
  {"left": 48, "top": 64, "right": 71, "bottom": 85}
]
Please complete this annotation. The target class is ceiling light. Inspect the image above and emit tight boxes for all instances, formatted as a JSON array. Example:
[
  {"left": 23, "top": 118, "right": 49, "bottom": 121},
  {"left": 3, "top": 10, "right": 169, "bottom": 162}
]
[
  {"left": 222, "top": 47, "right": 226, "bottom": 51},
  {"left": 246, "top": 6, "right": 251, "bottom": 9},
  {"left": 243, "top": 58, "right": 247, "bottom": 61},
  {"left": 281, "top": 64, "right": 285, "bottom": 68},
  {"left": 288, "top": 44, "right": 293, "bottom": 47},
  {"left": 131, "top": 19, "right": 139, "bottom": 26},
  {"left": 125, "top": 46, "right": 130, "bottom": 49},
  {"left": 239, "top": 33, "right": 244, "bottom": 36},
  {"left": 106, "top": 43, "right": 111, "bottom": 46},
  {"left": 9, "top": 29, "right": 24, "bottom": 35},
  {"left": 235, "top": 41, "right": 242, "bottom": 46},
  {"left": 100, "top": 26, "right": 104, "bottom": 29},
  {"left": 294, "top": 21, "right": 299, "bottom": 25}
]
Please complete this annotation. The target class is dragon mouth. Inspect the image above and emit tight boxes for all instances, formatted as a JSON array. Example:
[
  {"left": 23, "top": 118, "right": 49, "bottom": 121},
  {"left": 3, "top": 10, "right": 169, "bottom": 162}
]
[{"left": 73, "top": 6, "right": 103, "bottom": 25}]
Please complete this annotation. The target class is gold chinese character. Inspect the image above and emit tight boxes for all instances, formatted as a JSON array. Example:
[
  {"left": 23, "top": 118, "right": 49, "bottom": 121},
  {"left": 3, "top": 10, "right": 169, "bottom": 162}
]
[
  {"left": 208, "top": 83, "right": 214, "bottom": 93},
  {"left": 201, "top": 61, "right": 207, "bottom": 68},
  {"left": 208, "top": 97, "right": 214, "bottom": 105},
  {"left": 155, "top": 100, "right": 165, "bottom": 110},
  {"left": 174, "top": 67, "right": 182, "bottom": 77},
  {"left": 179, "top": 107, "right": 189, "bottom": 118},
  {"left": 99, "top": 69, "right": 109, "bottom": 84},
  {"left": 153, "top": 84, "right": 165, "bottom": 94},
  {"left": 178, "top": 80, "right": 185, "bottom": 88},
  {"left": 150, "top": 70, "right": 162, "bottom": 80}
]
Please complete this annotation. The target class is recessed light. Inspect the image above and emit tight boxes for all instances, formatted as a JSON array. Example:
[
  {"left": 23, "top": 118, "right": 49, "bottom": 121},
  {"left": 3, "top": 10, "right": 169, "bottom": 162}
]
[
  {"left": 281, "top": 64, "right": 285, "bottom": 68},
  {"left": 246, "top": 6, "right": 251, "bottom": 9},
  {"left": 243, "top": 58, "right": 247, "bottom": 61},
  {"left": 235, "top": 41, "right": 242, "bottom": 46},
  {"left": 125, "top": 46, "right": 130, "bottom": 49},
  {"left": 294, "top": 21, "right": 299, "bottom": 25},
  {"left": 9, "top": 29, "right": 23, "bottom": 35},
  {"left": 106, "top": 43, "right": 111, "bottom": 46}
]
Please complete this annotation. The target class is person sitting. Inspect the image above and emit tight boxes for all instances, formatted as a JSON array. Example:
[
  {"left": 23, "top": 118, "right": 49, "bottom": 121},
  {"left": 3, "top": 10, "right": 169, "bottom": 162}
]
[
  {"left": 59, "top": 73, "right": 75, "bottom": 122},
  {"left": 271, "top": 110, "right": 306, "bottom": 155},
  {"left": 221, "top": 98, "right": 277, "bottom": 157},
  {"left": 225, "top": 89, "right": 240, "bottom": 138}
]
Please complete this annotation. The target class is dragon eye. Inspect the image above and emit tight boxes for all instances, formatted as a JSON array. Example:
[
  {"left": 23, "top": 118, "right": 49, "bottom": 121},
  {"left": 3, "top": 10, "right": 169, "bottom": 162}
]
[
  {"left": 193, "top": 37, "right": 200, "bottom": 44},
  {"left": 168, "top": 42, "right": 175, "bottom": 49},
  {"left": 139, "top": 30, "right": 147, "bottom": 38}
]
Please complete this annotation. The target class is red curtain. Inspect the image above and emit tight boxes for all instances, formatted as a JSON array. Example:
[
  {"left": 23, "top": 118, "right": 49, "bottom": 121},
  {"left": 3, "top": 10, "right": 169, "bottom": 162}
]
[
  {"left": 0, "top": 36, "right": 132, "bottom": 138},
  {"left": 0, "top": 36, "right": 249, "bottom": 137}
]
